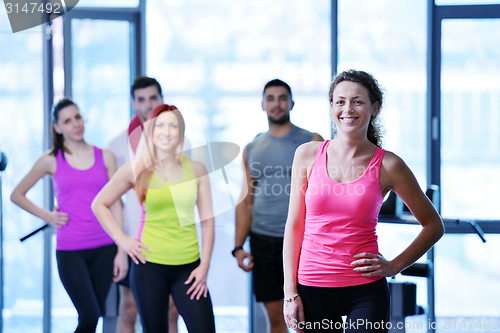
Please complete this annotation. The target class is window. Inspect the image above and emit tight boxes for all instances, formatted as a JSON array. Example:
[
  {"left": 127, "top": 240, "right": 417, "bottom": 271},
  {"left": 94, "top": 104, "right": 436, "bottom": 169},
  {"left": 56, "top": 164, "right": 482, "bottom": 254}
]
[
  {"left": 441, "top": 19, "right": 500, "bottom": 221},
  {"left": 0, "top": 18, "right": 44, "bottom": 332},
  {"left": 437, "top": 17, "right": 500, "bottom": 322}
]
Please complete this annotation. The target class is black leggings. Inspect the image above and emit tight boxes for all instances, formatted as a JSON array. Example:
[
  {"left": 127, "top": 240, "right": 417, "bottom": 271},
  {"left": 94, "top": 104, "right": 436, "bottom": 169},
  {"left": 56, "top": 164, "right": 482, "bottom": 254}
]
[
  {"left": 130, "top": 260, "right": 215, "bottom": 333},
  {"left": 56, "top": 244, "right": 116, "bottom": 333},
  {"left": 297, "top": 278, "right": 390, "bottom": 333}
]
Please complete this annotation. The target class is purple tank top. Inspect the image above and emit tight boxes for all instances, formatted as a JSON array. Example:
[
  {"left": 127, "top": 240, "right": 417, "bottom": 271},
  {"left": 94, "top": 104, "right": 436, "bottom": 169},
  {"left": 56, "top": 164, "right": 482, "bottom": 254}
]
[{"left": 53, "top": 146, "right": 114, "bottom": 251}]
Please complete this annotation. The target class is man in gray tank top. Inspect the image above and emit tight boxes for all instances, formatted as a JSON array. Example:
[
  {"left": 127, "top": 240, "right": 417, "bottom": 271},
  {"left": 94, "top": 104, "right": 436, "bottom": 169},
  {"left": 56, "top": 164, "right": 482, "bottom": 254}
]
[{"left": 232, "top": 79, "right": 323, "bottom": 333}]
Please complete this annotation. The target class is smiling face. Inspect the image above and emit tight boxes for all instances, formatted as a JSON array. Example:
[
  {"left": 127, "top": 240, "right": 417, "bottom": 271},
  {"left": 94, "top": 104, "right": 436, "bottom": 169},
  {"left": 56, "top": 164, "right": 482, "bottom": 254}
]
[
  {"left": 152, "top": 111, "right": 180, "bottom": 154},
  {"left": 330, "top": 81, "right": 379, "bottom": 136},
  {"left": 53, "top": 104, "right": 85, "bottom": 141},
  {"left": 262, "top": 86, "right": 294, "bottom": 125}
]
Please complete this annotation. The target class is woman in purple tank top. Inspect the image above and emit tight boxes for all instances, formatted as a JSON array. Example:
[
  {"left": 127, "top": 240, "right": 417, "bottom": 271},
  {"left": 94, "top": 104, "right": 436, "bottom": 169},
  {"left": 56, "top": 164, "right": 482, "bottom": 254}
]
[
  {"left": 11, "top": 98, "right": 127, "bottom": 333},
  {"left": 283, "top": 70, "right": 445, "bottom": 333}
]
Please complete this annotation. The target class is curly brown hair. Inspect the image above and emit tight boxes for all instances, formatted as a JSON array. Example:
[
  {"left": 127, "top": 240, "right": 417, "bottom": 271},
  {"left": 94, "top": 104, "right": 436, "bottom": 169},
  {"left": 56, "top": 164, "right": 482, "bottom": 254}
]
[{"left": 328, "top": 69, "right": 384, "bottom": 147}]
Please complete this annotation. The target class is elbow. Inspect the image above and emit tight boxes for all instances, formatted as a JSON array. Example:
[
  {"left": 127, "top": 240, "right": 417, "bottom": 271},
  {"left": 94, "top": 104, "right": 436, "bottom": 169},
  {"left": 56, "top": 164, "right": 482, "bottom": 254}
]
[
  {"left": 90, "top": 197, "right": 100, "bottom": 215},
  {"left": 10, "top": 192, "right": 16, "bottom": 204},
  {"left": 10, "top": 191, "right": 20, "bottom": 206},
  {"left": 91, "top": 192, "right": 110, "bottom": 215},
  {"left": 201, "top": 216, "right": 215, "bottom": 228},
  {"left": 436, "top": 219, "right": 445, "bottom": 240},
  {"left": 429, "top": 217, "right": 445, "bottom": 244},
  {"left": 284, "top": 217, "right": 305, "bottom": 236},
  {"left": 236, "top": 200, "right": 252, "bottom": 214}
]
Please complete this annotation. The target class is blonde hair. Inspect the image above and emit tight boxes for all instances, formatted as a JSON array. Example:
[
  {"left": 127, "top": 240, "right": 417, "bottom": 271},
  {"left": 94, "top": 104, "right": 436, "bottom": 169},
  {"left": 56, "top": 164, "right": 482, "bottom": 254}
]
[{"left": 130, "top": 104, "right": 185, "bottom": 203}]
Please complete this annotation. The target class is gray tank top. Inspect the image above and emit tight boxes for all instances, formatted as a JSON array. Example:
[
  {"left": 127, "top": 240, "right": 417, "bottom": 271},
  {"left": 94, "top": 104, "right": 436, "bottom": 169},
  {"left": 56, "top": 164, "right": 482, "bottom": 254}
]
[{"left": 246, "top": 125, "right": 315, "bottom": 237}]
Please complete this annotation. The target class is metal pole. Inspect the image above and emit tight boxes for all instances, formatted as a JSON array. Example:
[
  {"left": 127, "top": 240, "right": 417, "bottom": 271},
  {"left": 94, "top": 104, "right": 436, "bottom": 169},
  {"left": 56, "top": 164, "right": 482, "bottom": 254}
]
[
  {"left": 426, "top": 0, "right": 440, "bottom": 331},
  {"left": 0, "top": 152, "right": 6, "bottom": 333},
  {"left": 330, "top": 0, "right": 338, "bottom": 140},
  {"left": 331, "top": 0, "right": 338, "bottom": 78},
  {"left": 43, "top": 14, "right": 55, "bottom": 333}
]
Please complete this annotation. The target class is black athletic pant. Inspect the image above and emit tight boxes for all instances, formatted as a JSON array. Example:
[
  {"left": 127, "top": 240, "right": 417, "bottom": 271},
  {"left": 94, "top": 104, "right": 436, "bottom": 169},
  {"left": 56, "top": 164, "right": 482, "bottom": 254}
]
[
  {"left": 130, "top": 259, "right": 216, "bottom": 333},
  {"left": 297, "top": 278, "right": 391, "bottom": 332},
  {"left": 56, "top": 244, "right": 116, "bottom": 333}
]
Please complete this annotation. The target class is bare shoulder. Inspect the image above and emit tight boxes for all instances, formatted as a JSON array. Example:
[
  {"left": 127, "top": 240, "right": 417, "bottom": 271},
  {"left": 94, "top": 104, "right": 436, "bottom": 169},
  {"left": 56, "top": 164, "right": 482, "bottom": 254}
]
[
  {"left": 296, "top": 141, "right": 322, "bottom": 160},
  {"left": 121, "top": 161, "right": 134, "bottom": 175},
  {"left": 38, "top": 150, "right": 56, "bottom": 169},
  {"left": 189, "top": 158, "right": 208, "bottom": 178},
  {"left": 40, "top": 150, "right": 56, "bottom": 162},
  {"left": 380, "top": 150, "right": 417, "bottom": 193},
  {"left": 293, "top": 141, "right": 322, "bottom": 176},
  {"left": 115, "top": 161, "right": 136, "bottom": 184},
  {"left": 381, "top": 150, "right": 408, "bottom": 173},
  {"left": 21, "top": 150, "right": 56, "bottom": 177},
  {"left": 101, "top": 148, "right": 116, "bottom": 162},
  {"left": 101, "top": 149, "right": 117, "bottom": 174}
]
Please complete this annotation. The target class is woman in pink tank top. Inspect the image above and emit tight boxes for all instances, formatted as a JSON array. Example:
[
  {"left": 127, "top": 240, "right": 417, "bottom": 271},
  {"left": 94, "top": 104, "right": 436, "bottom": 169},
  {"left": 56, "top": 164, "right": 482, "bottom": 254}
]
[
  {"left": 283, "top": 70, "right": 444, "bottom": 332},
  {"left": 11, "top": 99, "right": 127, "bottom": 333}
]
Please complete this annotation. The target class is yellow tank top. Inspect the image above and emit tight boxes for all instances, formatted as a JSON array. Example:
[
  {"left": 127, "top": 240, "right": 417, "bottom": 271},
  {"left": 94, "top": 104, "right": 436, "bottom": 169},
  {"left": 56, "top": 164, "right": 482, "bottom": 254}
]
[{"left": 138, "top": 156, "right": 199, "bottom": 265}]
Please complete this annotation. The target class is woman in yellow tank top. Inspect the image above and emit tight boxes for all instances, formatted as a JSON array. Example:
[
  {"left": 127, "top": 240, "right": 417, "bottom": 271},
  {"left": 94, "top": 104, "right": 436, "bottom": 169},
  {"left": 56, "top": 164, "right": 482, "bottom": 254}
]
[{"left": 92, "top": 104, "right": 216, "bottom": 332}]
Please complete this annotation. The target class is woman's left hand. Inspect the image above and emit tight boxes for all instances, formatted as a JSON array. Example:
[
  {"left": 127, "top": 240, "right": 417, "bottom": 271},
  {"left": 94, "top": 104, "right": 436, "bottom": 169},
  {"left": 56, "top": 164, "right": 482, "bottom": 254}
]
[
  {"left": 184, "top": 264, "right": 209, "bottom": 300},
  {"left": 113, "top": 249, "right": 129, "bottom": 283},
  {"left": 351, "top": 252, "right": 398, "bottom": 277}
]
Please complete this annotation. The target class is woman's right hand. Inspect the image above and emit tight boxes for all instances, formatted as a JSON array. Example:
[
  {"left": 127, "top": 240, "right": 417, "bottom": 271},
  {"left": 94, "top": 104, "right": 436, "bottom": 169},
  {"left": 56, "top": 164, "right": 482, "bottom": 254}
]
[
  {"left": 284, "top": 295, "right": 305, "bottom": 333},
  {"left": 117, "top": 235, "right": 150, "bottom": 265},
  {"left": 44, "top": 207, "right": 69, "bottom": 229}
]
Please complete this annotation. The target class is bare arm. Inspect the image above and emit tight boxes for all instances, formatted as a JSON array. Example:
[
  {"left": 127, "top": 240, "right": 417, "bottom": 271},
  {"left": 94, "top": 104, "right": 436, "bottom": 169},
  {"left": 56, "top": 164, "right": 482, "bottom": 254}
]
[
  {"left": 185, "top": 161, "right": 215, "bottom": 300},
  {"left": 234, "top": 146, "right": 255, "bottom": 271},
  {"left": 91, "top": 162, "right": 150, "bottom": 264},
  {"left": 10, "top": 152, "right": 69, "bottom": 228},
  {"left": 351, "top": 152, "right": 445, "bottom": 277},
  {"left": 102, "top": 149, "right": 128, "bottom": 282},
  {"left": 102, "top": 149, "right": 124, "bottom": 232},
  {"left": 283, "top": 142, "right": 319, "bottom": 332}
]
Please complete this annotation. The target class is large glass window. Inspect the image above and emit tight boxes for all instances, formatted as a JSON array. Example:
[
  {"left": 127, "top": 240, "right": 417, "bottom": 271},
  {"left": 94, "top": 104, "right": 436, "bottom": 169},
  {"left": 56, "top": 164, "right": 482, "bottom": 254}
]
[
  {"left": 147, "top": 0, "right": 331, "bottom": 330},
  {"left": 441, "top": 19, "right": 500, "bottom": 221},
  {"left": 437, "top": 18, "right": 500, "bottom": 323},
  {"left": 70, "top": 18, "right": 131, "bottom": 147},
  {"left": 0, "top": 15, "right": 44, "bottom": 333},
  {"left": 50, "top": 16, "right": 134, "bottom": 332}
]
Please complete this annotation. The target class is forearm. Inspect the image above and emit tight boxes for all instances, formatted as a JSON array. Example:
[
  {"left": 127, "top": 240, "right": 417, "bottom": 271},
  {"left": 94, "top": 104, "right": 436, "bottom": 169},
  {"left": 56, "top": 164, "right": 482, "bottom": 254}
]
[
  {"left": 108, "top": 198, "right": 124, "bottom": 227},
  {"left": 199, "top": 218, "right": 215, "bottom": 269},
  {"left": 283, "top": 220, "right": 305, "bottom": 296},
  {"left": 391, "top": 220, "right": 444, "bottom": 273},
  {"left": 11, "top": 192, "right": 51, "bottom": 222},
  {"left": 108, "top": 199, "right": 126, "bottom": 253},
  {"left": 92, "top": 202, "right": 127, "bottom": 245},
  {"left": 234, "top": 202, "right": 252, "bottom": 247}
]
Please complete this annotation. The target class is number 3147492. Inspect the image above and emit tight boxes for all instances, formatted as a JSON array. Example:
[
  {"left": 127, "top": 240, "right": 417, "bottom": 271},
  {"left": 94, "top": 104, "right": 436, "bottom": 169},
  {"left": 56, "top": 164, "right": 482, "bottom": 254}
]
[
  {"left": 5, "top": 2, "right": 62, "bottom": 14},
  {"left": 443, "top": 318, "right": 498, "bottom": 330}
]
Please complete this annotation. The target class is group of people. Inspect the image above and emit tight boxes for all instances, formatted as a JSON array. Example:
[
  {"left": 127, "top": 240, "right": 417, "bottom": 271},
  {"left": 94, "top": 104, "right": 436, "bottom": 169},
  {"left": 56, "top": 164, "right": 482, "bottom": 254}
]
[{"left": 11, "top": 70, "right": 444, "bottom": 333}]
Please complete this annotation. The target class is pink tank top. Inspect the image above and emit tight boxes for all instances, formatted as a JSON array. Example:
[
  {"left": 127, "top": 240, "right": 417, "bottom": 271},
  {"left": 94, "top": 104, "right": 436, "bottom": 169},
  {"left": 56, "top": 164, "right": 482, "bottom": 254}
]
[
  {"left": 298, "top": 140, "right": 384, "bottom": 288},
  {"left": 53, "top": 146, "right": 114, "bottom": 251}
]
